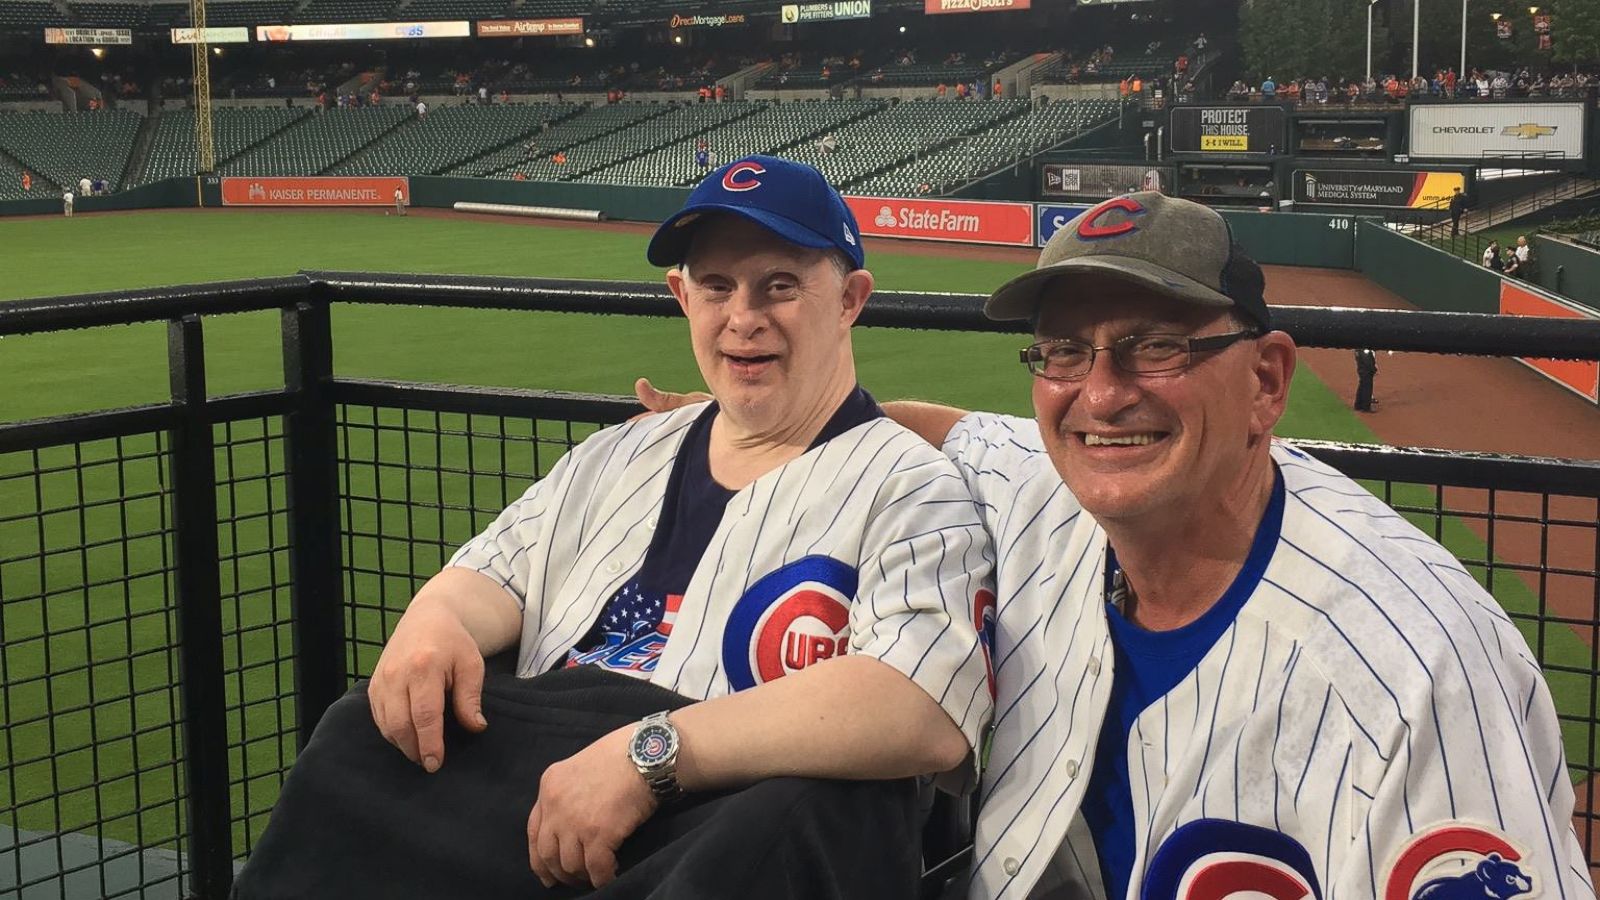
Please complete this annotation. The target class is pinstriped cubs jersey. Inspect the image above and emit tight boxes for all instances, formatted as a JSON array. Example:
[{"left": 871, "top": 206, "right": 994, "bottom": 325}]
[
  {"left": 448, "top": 402, "right": 996, "bottom": 765},
  {"left": 944, "top": 413, "right": 1592, "bottom": 900}
]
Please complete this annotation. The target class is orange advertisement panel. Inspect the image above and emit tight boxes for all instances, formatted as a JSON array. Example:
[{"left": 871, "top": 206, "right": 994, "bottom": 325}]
[
  {"left": 844, "top": 195, "right": 1034, "bottom": 247},
  {"left": 924, "top": 0, "right": 1030, "bottom": 13},
  {"left": 1498, "top": 281, "right": 1600, "bottom": 403},
  {"left": 221, "top": 177, "right": 410, "bottom": 207}
]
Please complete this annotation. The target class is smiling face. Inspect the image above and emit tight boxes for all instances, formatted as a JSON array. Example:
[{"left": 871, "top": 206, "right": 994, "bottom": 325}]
[
  {"left": 666, "top": 215, "right": 871, "bottom": 436},
  {"left": 1029, "top": 274, "right": 1295, "bottom": 527}
]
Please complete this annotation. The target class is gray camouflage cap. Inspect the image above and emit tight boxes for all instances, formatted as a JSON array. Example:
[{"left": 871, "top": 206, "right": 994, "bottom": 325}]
[{"left": 985, "top": 192, "right": 1271, "bottom": 330}]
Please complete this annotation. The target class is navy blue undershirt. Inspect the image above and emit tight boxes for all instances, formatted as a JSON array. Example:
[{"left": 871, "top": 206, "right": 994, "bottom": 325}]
[
  {"left": 1079, "top": 467, "right": 1285, "bottom": 899},
  {"left": 566, "top": 388, "right": 883, "bottom": 672}
]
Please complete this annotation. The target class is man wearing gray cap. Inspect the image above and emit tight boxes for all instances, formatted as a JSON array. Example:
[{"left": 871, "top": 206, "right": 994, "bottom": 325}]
[
  {"left": 642, "top": 190, "right": 1591, "bottom": 898},
  {"left": 892, "top": 192, "right": 1590, "bottom": 899}
]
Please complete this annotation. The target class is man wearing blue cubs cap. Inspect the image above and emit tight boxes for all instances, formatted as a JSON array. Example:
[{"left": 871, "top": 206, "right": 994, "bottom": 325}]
[{"left": 236, "top": 157, "right": 994, "bottom": 900}]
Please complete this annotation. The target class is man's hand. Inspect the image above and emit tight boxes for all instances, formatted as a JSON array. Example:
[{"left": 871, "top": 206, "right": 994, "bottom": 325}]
[
  {"left": 633, "top": 377, "right": 711, "bottom": 418},
  {"left": 368, "top": 596, "right": 489, "bottom": 772},
  {"left": 528, "top": 726, "right": 658, "bottom": 889}
]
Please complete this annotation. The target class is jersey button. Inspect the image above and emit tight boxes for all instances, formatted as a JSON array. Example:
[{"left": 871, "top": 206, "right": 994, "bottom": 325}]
[
  {"left": 1003, "top": 857, "right": 1020, "bottom": 876},
  {"left": 1065, "top": 759, "right": 1079, "bottom": 779},
  {"left": 606, "top": 560, "right": 622, "bottom": 575},
  {"left": 1087, "top": 655, "right": 1101, "bottom": 676},
  {"left": 646, "top": 517, "right": 658, "bottom": 531}
]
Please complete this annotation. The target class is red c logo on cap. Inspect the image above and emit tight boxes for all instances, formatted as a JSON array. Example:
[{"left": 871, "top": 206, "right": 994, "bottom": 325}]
[
  {"left": 1077, "top": 196, "right": 1147, "bottom": 240},
  {"left": 721, "top": 162, "right": 765, "bottom": 192}
]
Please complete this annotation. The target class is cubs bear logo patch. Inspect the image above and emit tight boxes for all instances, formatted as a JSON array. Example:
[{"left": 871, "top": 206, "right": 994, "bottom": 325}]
[
  {"left": 1143, "top": 819, "right": 1323, "bottom": 900},
  {"left": 722, "top": 556, "right": 858, "bottom": 691},
  {"left": 1383, "top": 823, "right": 1536, "bottom": 900}
]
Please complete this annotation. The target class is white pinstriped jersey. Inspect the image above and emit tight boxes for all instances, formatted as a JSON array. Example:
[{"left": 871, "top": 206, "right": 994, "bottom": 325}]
[
  {"left": 449, "top": 402, "right": 996, "bottom": 764},
  {"left": 945, "top": 413, "right": 1592, "bottom": 900}
]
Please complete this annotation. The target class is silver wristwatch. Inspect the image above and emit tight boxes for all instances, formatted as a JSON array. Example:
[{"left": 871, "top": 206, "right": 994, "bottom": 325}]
[{"left": 628, "top": 711, "right": 683, "bottom": 802}]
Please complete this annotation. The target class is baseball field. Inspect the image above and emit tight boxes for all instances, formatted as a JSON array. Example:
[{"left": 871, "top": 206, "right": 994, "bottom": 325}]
[{"left": 1, "top": 209, "right": 1595, "bottom": 862}]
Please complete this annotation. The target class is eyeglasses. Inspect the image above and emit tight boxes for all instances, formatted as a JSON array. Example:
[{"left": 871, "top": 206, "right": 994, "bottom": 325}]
[{"left": 1020, "top": 330, "right": 1259, "bottom": 381}]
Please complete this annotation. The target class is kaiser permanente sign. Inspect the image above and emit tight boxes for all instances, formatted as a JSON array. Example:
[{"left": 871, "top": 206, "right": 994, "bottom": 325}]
[{"left": 781, "top": 1, "right": 872, "bottom": 23}]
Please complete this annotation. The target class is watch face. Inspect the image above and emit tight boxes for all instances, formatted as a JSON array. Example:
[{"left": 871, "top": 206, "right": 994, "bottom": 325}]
[{"left": 632, "top": 723, "right": 676, "bottom": 767}]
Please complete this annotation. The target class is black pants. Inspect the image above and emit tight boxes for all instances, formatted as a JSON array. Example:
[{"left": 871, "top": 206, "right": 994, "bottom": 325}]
[
  {"left": 233, "top": 667, "right": 922, "bottom": 900},
  {"left": 1355, "top": 373, "right": 1375, "bottom": 411}
]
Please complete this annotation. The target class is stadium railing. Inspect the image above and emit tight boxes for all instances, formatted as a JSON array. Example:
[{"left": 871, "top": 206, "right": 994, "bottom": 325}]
[{"left": 1, "top": 274, "right": 1599, "bottom": 898}]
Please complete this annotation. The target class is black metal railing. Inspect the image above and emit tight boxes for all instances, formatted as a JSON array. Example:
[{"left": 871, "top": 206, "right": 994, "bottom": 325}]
[
  {"left": 2, "top": 274, "right": 1599, "bottom": 898},
  {"left": 1389, "top": 172, "right": 1600, "bottom": 266}
]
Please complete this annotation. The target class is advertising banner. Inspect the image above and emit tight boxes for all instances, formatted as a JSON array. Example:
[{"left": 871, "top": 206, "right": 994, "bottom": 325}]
[
  {"left": 1042, "top": 163, "right": 1171, "bottom": 198},
  {"left": 1036, "top": 204, "right": 1092, "bottom": 247},
  {"left": 1498, "top": 282, "right": 1600, "bottom": 403},
  {"left": 844, "top": 195, "right": 1034, "bottom": 247},
  {"left": 781, "top": 1, "right": 872, "bottom": 23},
  {"left": 221, "top": 177, "right": 409, "bottom": 207},
  {"left": 476, "top": 18, "right": 583, "bottom": 36},
  {"left": 255, "top": 21, "right": 469, "bottom": 41},
  {"left": 668, "top": 13, "right": 747, "bottom": 26},
  {"left": 44, "top": 27, "right": 131, "bottom": 44},
  {"left": 1170, "top": 106, "right": 1286, "bottom": 154},
  {"left": 1292, "top": 169, "right": 1466, "bottom": 208},
  {"left": 171, "top": 27, "right": 251, "bottom": 43},
  {"left": 1408, "top": 102, "right": 1586, "bottom": 160},
  {"left": 923, "top": 0, "right": 1030, "bottom": 14}
]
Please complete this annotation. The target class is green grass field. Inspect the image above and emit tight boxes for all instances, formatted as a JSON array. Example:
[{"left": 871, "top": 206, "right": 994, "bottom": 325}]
[{"left": 0, "top": 210, "right": 1592, "bottom": 867}]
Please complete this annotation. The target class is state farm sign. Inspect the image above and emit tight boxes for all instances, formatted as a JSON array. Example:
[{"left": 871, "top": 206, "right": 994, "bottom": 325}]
[
  {"left": 844, "top": 196, "right": 1034, "bottom": 246},
  {"left": 924, "top": 0, "right": 1030, "bottom": 13}
]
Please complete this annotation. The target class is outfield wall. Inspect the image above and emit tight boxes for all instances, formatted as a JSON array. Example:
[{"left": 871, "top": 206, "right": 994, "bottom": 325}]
[
  {"left": 1354, "top": 220, "right": 1500, "bottom": 314},
  {"left": 1533, "top": 235, "right": 1600, "bottom": 315},
  {"left": 0, "top": 177, "right": 201, "bottom": 217}
]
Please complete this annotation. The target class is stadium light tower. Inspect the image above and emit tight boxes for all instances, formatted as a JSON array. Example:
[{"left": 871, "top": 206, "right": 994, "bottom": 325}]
[
  {"left": 1366, "top": 0, "right": 1381, "bottom": 81},
  {"left": 188, "top": 0, "right": 216, "bottom": 172},
  {"left": 1412, "top": 0, "right": 1420, "bottom": 78},
  {"left": 1461, "top": 0, "right": 1468, "bottom": 79}
]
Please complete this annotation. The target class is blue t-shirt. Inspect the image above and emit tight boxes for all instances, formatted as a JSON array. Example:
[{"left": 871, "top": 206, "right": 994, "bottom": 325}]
[
  {"left": 1079, "top": 468, "right": 1285, "bottom": 900},
  {"left": 566, "top": 388, "right": 883, "bottom": 674}
]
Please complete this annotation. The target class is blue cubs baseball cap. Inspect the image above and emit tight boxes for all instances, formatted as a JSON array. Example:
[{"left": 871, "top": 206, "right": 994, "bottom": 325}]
[{"left": 647, "top": 154, "right": 865, "bottom": 270}]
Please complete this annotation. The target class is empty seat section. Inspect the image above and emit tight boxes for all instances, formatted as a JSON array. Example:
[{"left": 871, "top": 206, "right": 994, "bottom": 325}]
[
  {"left": 0, "top": 0, "right": 67, "bottom": 26},
  {"left": 778, "top": 99, "right": 1020, "bottom": 189},
  {"left": 202, "top": 0, "right": 299, "bottom": 26},
  {"left": 583, "top": 99, "right": 883, "bottom": 187},
  {"left": 333, "top": 103, "right": 575, "bottom": 176},
  {"left": 460, "top": 103, "right": 668, "bottom": 177},
  {"left": 292, "top": 0, "right": 398, "bottom": 21},
  {"left": 853, "top": 98, "right": 1119, "bottom": 196},
  {"left": 0, "top": 109, "right": 142, "bottom": 191},
  {"left": 557, "top": 101, "right": 766, "bottom": 182},
  {"left": 136, "top": 106, "right": 311, "bottom": 184},
  {"left": 222, "top": 105, "right": 408, "bottom": 175}
]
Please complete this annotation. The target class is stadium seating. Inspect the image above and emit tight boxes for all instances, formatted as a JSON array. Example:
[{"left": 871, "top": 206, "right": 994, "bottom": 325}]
[
  {"left": 862, "top": 61, "right": 987, "bottom": 88},
  {"left": 201, "top": 0, "right": 299, "bottom": 28},
  {"left": 0, "top": 109, "right": 141, "bottom": 191},
  {"left": 403, "top": 0, "right": 509, "bottom": 22},
  {"left": 292, "top": 0, "right": 398, "bottom": 23},
  {"left": 332, "top": 103, "right": 575, "bottom": 176},
  {"left": 781, "top": 99, "right": 1026, "bottom": 189},
  {"left": 853, "top": 98, "right": 1120, "bottom": 196},
  {"left": 507, "top": 101, "right": 762, "bottom": 182},
  {"left": 222, "top": 105, "right": 409, "bottom": 175},
  {"left": 0, "top": 153, "right": 42, "bottom": 202},
  {"left": 144, "top": 3, "right": 188, "bottom": 27},
  {"left": 0, "top": 0, "right": 67, "bottom": 27},
  {"left": 457, "top": 102, "right": 670, "bottom": 177},
  {"left": 580, "top": 99, "right": 884, "bottom": 187},
  {"left": 67, "top": 2, "right": 143, "bottom": 26},
  {"left": 134, "top": 107, "right": 312, "bottom": 184}
]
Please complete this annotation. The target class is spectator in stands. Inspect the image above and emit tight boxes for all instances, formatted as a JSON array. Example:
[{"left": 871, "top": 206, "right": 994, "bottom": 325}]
[
  {"left": 513, "top": 172, "right": 527, "bottom": 181},
  {"left": 1503, "top": 247, "right": 1521, "bottom": 278},
  {"left": 1228, "top": 79, "right": 1249, "bottom": 101},
  {"left": 955, "top": 81, "right": 968, "bottom": 99},
  {"left": 552, "top": 150, "right": 567, "bottom": 165},
  {"left": 936, "top": 83, "right": 948, "bottom": 99},
  {"left": 20, "top": 171, "right": 31, "bottom": 194},
  {"left": 818, "top": 133, "right": 838, "bottom": 155},
  {"left": 993, "top": 79, "right": 1003, "bottom": 99},
  {"left": 1261, "top": 75, "right": 1276, "bottom": 98},
  {"left": 1515, "top": 235, "right": 1535, "bottom": 279},
  {"left": 1483, "top": 240, "right": 1503, "bottom": 271},
  {"left": 415, "top": 99, "right": 427, "bottom": 119},
  {"left": 479, "top": 85, "right": 489, "bottom": 104},
  {"left": 78, "top": 176, "right": 91, "bottom": 197},
  {"left": 695, "top": 145, "right": 711, "bottom": 170}
]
